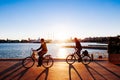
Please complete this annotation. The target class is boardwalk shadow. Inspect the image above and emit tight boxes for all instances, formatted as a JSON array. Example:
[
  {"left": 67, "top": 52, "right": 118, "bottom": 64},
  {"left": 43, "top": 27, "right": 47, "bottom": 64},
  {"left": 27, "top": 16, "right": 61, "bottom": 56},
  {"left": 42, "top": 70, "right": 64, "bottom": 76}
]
[
  {"left": 95, "top": 61, "right": 120, "bottom": 78},
  {"left": 69, "top": 64, "right": 82, "bottom": 80},
  {"left": 36, "top": 68, "right": 49, "bottom": 80},
  {"left": 85, "top": 64, "right": 107, "bottom": 80},
  {"left": 0, "top": 61, "right": 29, "bottom": 80},
  {"left": 10, "top": 68, "right": 29, "bottom": 80}
]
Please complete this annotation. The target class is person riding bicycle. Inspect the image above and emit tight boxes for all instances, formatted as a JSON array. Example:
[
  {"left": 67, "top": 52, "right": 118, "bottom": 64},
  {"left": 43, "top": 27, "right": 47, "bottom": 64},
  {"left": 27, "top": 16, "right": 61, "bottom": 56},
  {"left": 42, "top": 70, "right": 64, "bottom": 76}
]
[
  {"left": 74, "top": 37, "right": 82, "bottom": 62},
  {"left": 36, "top": 38, "right": 48, "bottom": 67}
]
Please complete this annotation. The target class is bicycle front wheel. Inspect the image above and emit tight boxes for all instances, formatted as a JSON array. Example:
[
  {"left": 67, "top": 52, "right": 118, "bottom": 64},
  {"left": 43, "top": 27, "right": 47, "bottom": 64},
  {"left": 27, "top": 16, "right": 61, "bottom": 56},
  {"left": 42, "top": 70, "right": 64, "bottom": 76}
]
[
  {"left": 66, "top": 55, "right": 76, "bottom": 64},
  {"left": 42, "top": 57, "right": 54, "bottom": 68},
  {"left": 22, "top": 57, "right": 35, "bottom": 68},
  {"left": 82, "top": 56, "right": 91, "bottom": 65}
]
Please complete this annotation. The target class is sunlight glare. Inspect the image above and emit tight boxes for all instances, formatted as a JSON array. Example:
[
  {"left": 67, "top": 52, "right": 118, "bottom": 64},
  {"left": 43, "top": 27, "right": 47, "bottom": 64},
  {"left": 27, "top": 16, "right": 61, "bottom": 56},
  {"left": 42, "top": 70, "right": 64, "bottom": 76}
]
[
  {"left": 57, "top": 48, "right": 67, "bottom": 59},
  {"left": 52, "top": 25, "right": 71, "bottom": 41},
  {"left": 55, "top": 33, "right": 68, "bottom": 41}
]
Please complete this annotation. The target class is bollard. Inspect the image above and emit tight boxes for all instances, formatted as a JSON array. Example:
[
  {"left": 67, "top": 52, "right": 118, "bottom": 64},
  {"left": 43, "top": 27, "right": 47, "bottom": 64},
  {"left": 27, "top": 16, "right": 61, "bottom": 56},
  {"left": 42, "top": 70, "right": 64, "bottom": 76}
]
[{"left": 91, "top": 54, "right": 94, "bottom": 61}]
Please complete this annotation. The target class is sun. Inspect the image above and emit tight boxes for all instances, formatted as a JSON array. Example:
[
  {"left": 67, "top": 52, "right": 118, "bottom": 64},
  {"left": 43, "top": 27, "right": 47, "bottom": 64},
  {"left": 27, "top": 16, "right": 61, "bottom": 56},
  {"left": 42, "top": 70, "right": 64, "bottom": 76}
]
[
  {"left": 51, "top": 25, "right": 71, "bottom": 41},
  {"left": 55, "top": 33, "right": 68, "bottom": 41}
]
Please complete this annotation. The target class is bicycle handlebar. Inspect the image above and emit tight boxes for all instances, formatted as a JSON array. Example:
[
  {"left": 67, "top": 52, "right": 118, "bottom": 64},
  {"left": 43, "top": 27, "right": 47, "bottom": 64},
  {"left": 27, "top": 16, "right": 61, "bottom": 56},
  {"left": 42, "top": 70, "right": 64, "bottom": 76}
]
[{"left": 31, "top": 48, "right": 37, "bottom": 52}]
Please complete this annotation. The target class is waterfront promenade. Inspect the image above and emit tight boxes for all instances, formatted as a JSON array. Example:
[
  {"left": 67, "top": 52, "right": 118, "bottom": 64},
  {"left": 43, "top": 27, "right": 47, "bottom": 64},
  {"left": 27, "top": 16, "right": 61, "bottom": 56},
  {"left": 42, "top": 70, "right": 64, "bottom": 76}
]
[{"left": 0, "top": 59, "right": 120, "bottom": 80}]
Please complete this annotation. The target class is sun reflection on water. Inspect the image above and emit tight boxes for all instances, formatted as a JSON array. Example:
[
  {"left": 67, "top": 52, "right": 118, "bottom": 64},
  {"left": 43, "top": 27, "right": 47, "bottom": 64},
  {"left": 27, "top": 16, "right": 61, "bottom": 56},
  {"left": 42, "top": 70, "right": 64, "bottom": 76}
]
[
  {"left": 57, "top": 48, "right": 67, "bottom": 59},
  {"left": 55, "top": 43, "right": 68, "bottom": 59}
]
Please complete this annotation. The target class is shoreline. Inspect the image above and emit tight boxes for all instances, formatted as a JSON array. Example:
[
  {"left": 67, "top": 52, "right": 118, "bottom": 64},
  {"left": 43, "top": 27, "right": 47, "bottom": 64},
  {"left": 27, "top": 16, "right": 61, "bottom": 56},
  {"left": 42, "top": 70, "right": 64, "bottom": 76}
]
[{"left": 62, "top": 45, "right": 107, "bottom": 50}]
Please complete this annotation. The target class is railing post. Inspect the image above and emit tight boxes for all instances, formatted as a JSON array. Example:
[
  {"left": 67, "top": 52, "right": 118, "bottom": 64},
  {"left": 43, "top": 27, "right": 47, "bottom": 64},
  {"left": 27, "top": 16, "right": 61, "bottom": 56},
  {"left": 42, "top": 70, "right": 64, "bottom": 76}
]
[{"left": 91, "top": 54, "right": 94, "bottom": 61}]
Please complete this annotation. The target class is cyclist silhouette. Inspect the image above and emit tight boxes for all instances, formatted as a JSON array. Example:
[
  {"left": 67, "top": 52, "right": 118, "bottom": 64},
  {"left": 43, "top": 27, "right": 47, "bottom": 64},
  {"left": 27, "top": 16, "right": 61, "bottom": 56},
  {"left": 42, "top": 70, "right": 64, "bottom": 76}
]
[
  {"left": 36, "top": 38, "right": 48, "bottom": 67},
  {"left": 74, "top": 37, "right": 82, "bottom": 62}
]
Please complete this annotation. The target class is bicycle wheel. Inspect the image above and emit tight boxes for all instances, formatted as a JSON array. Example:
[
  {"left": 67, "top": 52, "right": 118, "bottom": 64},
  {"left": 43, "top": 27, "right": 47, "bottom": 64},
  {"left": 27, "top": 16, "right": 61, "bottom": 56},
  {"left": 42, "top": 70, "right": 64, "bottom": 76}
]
[
  {"left": 22, "top": 57, "right": 35, "bottom": 68},
  {"left": 66, "top": 55, "right": 76, "bottom": 64},
  {"left": 42, "top": 56, "right": 54, "bottom": 68},
  {"left": 82, "top": 56, "right": 91, "bottom": 65}
]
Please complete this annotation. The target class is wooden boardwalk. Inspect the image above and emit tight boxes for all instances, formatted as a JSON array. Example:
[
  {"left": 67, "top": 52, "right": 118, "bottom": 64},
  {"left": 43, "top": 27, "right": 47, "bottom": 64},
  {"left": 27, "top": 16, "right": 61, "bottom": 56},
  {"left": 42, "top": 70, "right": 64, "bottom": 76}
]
[{"left": 0, "top": 60, "right": 120, "bottom": 80}]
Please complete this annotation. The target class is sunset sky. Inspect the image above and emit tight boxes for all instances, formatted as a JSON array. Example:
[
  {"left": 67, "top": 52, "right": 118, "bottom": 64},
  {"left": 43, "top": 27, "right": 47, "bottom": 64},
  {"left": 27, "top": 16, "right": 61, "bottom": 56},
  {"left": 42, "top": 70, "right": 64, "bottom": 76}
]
[{"left": 0, "top": 0, "right": 120, "bottom": 40}]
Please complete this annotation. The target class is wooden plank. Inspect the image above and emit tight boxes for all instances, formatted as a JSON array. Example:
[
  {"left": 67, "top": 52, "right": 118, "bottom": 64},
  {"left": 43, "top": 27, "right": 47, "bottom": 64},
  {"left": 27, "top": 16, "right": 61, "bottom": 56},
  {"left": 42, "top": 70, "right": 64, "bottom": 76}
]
[{"left": 0, "top": 60, "right": 120, "bottom": 80}]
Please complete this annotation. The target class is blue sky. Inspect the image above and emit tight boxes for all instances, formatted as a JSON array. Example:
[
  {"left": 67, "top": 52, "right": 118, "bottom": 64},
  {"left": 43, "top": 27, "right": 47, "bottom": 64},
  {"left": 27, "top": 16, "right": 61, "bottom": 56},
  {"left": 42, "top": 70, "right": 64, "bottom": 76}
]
[{"left": 0, "top": 0, "right": 120, "bottom": 40}]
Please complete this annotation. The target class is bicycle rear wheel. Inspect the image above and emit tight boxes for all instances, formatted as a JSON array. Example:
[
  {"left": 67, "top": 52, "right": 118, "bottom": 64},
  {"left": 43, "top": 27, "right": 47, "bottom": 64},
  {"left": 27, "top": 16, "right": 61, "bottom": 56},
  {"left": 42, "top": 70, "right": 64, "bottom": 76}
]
[
  {"left": 42, "top": 56, "right": 54, "bottom": 68},
  {"left": 66, "top": 55, "right": 76, "bottom": 64},
  {"left": 22, "top": 57, "right": 35, "bottom": 68},
  {"left": 82, "top": 56, "right": 91, "bottom": 65}
]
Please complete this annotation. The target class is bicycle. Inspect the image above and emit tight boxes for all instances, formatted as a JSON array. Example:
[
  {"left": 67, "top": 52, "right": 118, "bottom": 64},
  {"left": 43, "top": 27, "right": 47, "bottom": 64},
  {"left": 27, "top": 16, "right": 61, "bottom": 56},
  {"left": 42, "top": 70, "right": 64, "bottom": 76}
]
[
  {"left": 66, "top": 49, "right": 91, "bottom": 65},
  {"left": 22, "top": 48, "right": 54, "bottom": 68}
]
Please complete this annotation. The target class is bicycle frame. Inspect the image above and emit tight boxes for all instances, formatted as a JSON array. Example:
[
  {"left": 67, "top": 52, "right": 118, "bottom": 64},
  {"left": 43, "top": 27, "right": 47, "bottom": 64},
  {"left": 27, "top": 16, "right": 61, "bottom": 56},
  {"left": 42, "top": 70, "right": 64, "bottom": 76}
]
[
  {"left": 31, "top": 50, "right": 52, "bottom": 61},
  {"left": 66, "top": 49, "right": 91, "bottom": 65},
  {"left": 22, "top": 49, "right": 54, "bottom": 68},
  {"left": 31, "top": 50, "right": 38, "bottom": 62},
  {"left": 72, "top": 49, "right": 81, "bottom": 59}
]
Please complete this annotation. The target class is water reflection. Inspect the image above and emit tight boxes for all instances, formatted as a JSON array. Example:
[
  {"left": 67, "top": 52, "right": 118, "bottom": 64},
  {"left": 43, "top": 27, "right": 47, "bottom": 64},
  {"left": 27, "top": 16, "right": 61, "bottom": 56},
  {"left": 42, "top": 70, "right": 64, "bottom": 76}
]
[
  {"left": 57, "top": 48, "right": 67, "bottom": 59},
  {"left": 0, "top": 43, "right": 108, "bottom": 59},
  {"left": 53, "top": 43, "right": 68, "bottom": 59}
]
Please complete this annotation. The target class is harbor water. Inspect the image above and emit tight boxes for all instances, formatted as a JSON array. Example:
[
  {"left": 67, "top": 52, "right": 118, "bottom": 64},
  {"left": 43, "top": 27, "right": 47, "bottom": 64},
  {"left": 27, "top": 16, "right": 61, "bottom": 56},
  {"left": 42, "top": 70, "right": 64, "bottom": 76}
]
[{"left": 0, "top": 43, "right": 108, "bottom": 59}]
